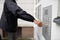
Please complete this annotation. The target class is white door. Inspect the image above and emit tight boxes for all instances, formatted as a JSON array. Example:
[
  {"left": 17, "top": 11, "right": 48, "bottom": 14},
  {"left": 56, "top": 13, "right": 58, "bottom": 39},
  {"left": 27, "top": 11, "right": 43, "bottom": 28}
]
[{"left": 42, "top": 5, "right": 52, "bottom": 40}]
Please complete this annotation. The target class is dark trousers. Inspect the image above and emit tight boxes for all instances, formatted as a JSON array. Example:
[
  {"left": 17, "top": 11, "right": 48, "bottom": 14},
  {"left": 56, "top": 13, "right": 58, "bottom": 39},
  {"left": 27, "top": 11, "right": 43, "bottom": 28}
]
[
  {"left": 8, "top": 32, "right": 17, "bottom": 40},
  {"left": 0, "top": 35, "right": 2, "bottom": 40}
]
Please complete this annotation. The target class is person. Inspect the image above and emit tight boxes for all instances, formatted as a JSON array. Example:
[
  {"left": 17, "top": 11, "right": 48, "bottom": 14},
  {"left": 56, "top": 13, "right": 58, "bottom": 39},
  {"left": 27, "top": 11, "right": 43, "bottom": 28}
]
[{"left": 0, "top": 0, "right": 43, "bottom": 40}]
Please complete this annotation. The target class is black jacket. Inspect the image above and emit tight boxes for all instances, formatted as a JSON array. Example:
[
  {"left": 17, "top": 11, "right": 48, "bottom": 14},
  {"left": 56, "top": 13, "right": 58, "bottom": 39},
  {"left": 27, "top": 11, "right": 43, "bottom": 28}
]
[{"left": 0, "top": 0, "right": 35, "bottom": 32}]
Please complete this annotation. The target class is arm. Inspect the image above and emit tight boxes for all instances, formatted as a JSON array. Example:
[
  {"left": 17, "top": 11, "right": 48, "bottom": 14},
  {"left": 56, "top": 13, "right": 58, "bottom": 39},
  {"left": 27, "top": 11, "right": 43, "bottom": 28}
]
[
  {"left": 17, "top": 10, "right": 43, "bottom": 27},
  {"left": 5, "top": 0, "right": 43, "bottom": 26},
  {"left": 17, "top": 11, "right": 35, "bottom": 22},
  {"left": 5, "top": 0, "right": 35, "bottom": 22}
]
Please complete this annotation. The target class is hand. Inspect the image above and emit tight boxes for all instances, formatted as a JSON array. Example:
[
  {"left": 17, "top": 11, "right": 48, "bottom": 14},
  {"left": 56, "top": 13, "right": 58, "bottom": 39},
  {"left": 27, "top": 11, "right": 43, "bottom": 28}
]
[{"left": 33, "top": 20, "right": 43, "bottom": 27}]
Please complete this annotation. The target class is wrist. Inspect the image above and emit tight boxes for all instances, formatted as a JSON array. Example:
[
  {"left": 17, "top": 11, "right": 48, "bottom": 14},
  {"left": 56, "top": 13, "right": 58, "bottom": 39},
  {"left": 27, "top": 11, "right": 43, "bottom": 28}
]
[{"left": 33, "top": 19, "right": 38, "bottom": 24}]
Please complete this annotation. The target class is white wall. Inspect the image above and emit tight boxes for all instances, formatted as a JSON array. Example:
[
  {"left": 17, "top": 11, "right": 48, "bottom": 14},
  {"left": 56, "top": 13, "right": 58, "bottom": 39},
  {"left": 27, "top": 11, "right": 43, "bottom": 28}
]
[
  {"left": 40, "top": 0, "right": 60, "bottom": 40},
  {"left": 0, "top": 0, "right": 4, "bottom": 19}
]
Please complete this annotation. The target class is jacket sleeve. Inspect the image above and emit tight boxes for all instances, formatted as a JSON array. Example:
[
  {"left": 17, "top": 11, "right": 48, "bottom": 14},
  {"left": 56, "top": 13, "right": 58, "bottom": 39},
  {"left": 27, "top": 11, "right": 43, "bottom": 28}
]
[{"left": 17, "top": 10, "right": 35, "bottom": 22}]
